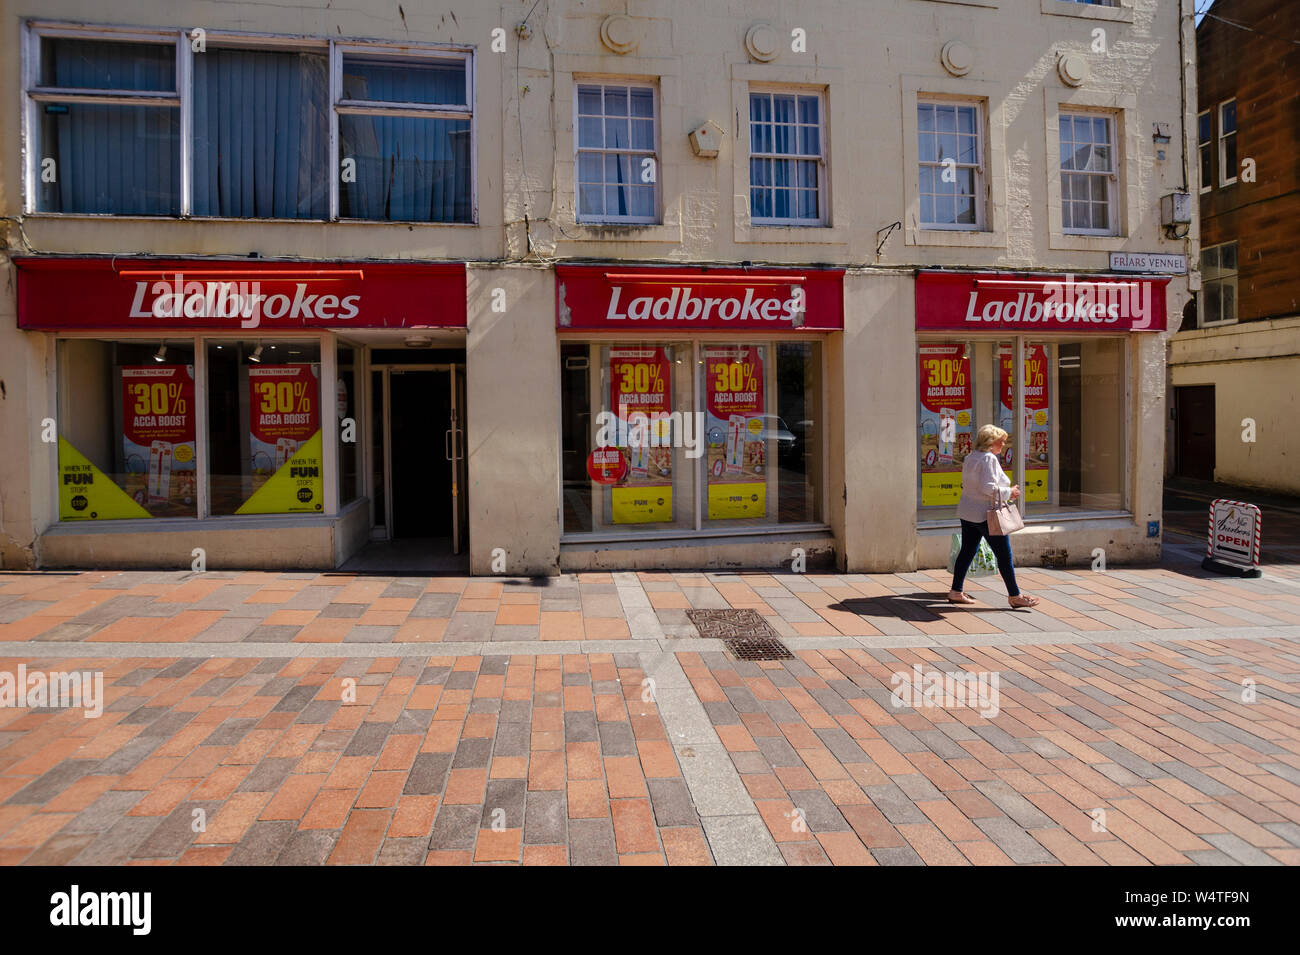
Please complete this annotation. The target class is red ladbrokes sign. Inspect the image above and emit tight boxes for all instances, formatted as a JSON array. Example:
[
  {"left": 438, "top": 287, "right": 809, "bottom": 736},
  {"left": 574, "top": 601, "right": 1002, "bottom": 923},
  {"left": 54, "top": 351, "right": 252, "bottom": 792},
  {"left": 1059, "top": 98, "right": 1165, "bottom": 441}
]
[
  {"left": 14, "top": 258, "right": 466, "bottom": 330},
  {"left": 556, "top": 265, "right": 844, "bottom": 331},
  {"left": 916, "top": 271, "right": 1171, "bottom": 333}
]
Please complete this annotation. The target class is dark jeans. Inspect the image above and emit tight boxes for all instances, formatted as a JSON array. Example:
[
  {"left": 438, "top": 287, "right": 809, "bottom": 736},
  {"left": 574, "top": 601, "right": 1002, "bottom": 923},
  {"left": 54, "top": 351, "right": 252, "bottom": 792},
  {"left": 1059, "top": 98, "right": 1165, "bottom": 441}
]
[{"left": 951, "top": 519, "right": 1020, "bottom": 596}]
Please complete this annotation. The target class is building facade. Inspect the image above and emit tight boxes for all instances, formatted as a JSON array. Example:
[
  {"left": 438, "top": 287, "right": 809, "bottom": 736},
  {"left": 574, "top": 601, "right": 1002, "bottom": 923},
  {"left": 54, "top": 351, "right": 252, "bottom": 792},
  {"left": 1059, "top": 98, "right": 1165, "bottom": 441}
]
[
  {"left": 0, "top": 0, "right": 1198, "bottom": 574},
  {"left": 1169, "top": 0, "right": 1300, "bottom": 494}
]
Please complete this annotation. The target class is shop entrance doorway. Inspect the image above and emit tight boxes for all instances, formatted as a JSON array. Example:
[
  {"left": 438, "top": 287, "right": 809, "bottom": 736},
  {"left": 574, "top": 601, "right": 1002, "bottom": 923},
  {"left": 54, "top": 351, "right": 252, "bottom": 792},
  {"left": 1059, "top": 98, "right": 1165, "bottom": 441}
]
[
  {"left": 1175, "top": 385, "right": 1215, "bottom": 481},
  {"left": 370, "top": 363, "right": 467, "bottom": 553}
]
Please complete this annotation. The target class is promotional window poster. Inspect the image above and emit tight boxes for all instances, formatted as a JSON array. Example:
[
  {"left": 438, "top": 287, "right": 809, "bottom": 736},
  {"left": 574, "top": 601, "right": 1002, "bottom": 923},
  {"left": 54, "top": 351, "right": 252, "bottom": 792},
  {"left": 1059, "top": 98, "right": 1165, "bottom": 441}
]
[
  {"left": 237, "top": 364, "right": 324, "bottom": 514},
  {"left": 704, "top": 345, "right": 767, "bottom": 520},
  {"left": 608, "top": 346, "right": 673, "bottom": 524},
  {"left": 999, "top": 344, "right": 1050, "bottom": 503},
  {"left": 918, "top": 344, "right": 973, "bottom": 507}
]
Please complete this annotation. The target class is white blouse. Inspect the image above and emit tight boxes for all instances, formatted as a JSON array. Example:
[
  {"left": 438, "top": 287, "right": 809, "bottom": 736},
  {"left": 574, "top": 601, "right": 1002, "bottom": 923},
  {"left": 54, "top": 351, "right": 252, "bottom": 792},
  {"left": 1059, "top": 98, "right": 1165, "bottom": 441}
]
[{"left": 956, "top": 450, "right": 1013, "bottom": 523}]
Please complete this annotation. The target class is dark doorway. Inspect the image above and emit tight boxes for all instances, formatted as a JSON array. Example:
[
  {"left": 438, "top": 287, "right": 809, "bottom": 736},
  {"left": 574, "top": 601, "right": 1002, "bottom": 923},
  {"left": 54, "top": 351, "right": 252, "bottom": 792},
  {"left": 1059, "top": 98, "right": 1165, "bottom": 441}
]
[
  {"left": 389, "top": 370, "right": 451, "bottom": 538},
  {"left": 1175, "top": 385, "right": 1215, "bottom": 480}
]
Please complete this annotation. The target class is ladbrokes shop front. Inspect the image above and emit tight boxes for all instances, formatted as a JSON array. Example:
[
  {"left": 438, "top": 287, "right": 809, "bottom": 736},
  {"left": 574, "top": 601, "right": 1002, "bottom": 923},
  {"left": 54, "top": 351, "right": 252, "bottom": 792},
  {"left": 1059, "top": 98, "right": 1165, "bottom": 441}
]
[{"left": 15, "top": 256, "right": 469, "bottom": 571}]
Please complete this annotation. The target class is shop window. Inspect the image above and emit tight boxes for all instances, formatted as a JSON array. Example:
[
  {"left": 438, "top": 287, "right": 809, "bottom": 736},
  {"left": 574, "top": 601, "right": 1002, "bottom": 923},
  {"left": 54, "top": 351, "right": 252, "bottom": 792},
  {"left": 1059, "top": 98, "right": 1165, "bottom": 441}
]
[
  {"left": 33, "top": 37, "right": 180, "bottom": 215},
  {"left": 561, "top": 339, "right": 823, "bottom": 536},
  {"left": 749, "top": 89, "right": 825, "bottom": 226},
  {"left": 918, "top": 339, "right": 1126, "bottom": 519},
  {"left": 206, "top": 341, "right": 324, "bottom": 515},
  {"left": 1059, "top": 110, "right": 1117, "bottom": 235},
  {"left": 338, "top": 51, "right": 472, "bottom": 222},
  {"left": 575, "top": 81, "right": 658, "bottom": 223},
  {"left": 1200, "top": 243, "right": 1238, "bottom": 327},
  {"left": 1198, "top": 110, "right": 1213, "bottom": 194},
  {"left": 337, "top": 344, "right": 359, "bottom": 504},
  {"left": 56, "top": 340, "right": 197, "bottom": 520},
  {"left": 1218, "top": 99, "right": 1237, "bottom": 187},
  {"left": 193, "top": 47, "right": 330, "bottom": 219},
  {"left": 917, "top": 99, "right": 983, "bottom": 230}
]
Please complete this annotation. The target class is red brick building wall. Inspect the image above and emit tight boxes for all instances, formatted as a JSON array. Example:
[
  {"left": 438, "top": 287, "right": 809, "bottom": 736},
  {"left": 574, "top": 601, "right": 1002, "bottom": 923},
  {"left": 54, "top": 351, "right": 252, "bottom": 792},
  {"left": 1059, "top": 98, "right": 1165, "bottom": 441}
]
[{"left": 1197, "top": 0, "right": 1300, "bottom": 323}]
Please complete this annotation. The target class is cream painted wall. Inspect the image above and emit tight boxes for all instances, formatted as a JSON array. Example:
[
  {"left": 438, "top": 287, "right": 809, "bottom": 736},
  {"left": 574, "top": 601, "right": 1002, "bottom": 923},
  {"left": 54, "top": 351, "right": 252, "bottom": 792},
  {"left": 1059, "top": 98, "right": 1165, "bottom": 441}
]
[
  {"left": 465, "top": 266, "right": 561, "bottom": 575},
  {"left": 839, "top": 271, "right": 917, "bottom": 572},
  {"left": 1171, "top": 318, "right": 1300, "bottom": 493}
]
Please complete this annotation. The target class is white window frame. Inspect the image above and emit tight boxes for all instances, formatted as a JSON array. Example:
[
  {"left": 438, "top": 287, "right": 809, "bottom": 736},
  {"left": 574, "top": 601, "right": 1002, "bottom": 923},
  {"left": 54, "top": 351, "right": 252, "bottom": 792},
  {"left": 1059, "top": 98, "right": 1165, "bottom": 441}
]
[
  {"left": 22, "top": 21, "right": 475, "bottom": 223},
  {"left": 916, "top": 97, "right": 985, "bottom": 232},
  {"left": 1218, "top": 98, "right": 1237, "bottom": 187},
  {"left": 747, "top": 86, "right": 828, "bottom": 228},
  {"left": 573, "top": 78, "right": 660, "bottom": 226},
  {"left": 1199, "top": 242, "right": 1239, "bottom": 328},
  {"left": 1198, "top": 109, "right": 1213, "bottom": 195},
  {"left": 1058, "top": 108, "right": 1119, "bottom": 237}
]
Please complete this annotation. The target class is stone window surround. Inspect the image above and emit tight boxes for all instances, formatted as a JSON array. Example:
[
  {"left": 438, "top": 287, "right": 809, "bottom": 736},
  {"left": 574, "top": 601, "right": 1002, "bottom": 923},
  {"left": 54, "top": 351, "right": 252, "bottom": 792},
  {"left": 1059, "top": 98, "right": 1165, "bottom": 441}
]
[
  {"left": 1044, "top": 86, "right": 1139, "bottom": 252},
  {"left": 901, "top": 75, "right": 1007, "bottom": 249}
]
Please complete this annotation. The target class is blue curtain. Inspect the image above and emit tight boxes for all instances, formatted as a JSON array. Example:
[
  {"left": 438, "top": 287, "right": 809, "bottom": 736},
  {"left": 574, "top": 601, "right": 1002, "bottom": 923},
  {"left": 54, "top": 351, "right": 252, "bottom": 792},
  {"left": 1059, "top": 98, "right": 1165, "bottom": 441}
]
[
  {"left": 339, "top": 61, "right": 470, "bottom": 222},
  {"left": 40, "top": 39, "right": 178, "bottom": 215},
  {"left": 193, "top": 49, "right": 329, "bottom": 219}
]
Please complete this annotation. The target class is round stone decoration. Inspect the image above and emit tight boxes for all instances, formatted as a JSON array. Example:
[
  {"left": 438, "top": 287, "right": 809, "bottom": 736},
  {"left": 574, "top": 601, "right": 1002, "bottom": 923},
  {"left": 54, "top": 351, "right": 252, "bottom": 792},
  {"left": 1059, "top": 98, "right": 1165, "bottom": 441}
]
[
  {"left": 1058, "top": 52, "right": 1089, "bottom": 87},
  {"left": 600, "top": 14, "right": 642, "bottom": 55},
  {"left": 941, "top": 40, "right": 973, "bottom": 77},
  {"left": 745, "top": 23, "right": 780, "bottom": 63}
]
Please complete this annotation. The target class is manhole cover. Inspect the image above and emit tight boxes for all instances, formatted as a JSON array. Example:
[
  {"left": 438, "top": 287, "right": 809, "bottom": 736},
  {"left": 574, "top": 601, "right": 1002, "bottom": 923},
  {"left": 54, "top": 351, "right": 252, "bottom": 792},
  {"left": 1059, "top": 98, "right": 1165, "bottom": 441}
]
[
  {"left": 724, "top": 637, "right": 794, "bottom": 661},
  {"left": 686, "top": 608, "right": 779, "bottom": 640}
]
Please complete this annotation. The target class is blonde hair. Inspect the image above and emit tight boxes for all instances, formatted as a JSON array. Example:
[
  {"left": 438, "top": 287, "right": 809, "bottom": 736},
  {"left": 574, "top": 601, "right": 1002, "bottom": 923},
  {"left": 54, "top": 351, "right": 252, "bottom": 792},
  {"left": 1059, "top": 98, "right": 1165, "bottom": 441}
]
[{"left": 975, "top": 425, "right": 1008, "bottom": 452}]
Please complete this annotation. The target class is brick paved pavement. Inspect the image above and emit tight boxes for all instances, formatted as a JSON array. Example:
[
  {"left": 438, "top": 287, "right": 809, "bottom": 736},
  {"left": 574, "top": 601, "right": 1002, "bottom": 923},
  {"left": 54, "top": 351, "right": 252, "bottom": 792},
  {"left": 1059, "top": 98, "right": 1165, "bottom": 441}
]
[{"left": 1, "top": 554, "right": 1298, "bottom": 865}]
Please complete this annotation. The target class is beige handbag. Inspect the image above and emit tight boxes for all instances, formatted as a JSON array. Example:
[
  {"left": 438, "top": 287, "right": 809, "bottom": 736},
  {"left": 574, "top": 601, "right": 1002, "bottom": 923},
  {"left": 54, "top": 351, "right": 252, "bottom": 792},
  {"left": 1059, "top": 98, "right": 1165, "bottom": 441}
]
[{"left": 987, "top": 495, "right": 1024, "bottom": 535}]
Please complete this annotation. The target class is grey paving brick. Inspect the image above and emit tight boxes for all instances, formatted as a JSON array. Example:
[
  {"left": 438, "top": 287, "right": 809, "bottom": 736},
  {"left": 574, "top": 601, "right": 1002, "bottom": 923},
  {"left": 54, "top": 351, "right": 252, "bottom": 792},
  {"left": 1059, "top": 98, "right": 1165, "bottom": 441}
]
[
  {"left": 6, "top": 759, "right": 101, "bottom": 805},
  {"left": 729, "top": 751, "right": 771, "bottom": 774},
  {"left": 204, "top": 718, "right": 259, "bottom": 746},
  {"left": 755, "top": 736, "right": 803, "bottom": 768},
  {"left": 524, "top": 790, "right": 567, "bottom": 845},
  {"left": 976, "top": 817, "right": 1057, "bottom": 864},
  {"left": 892, "top": 772, "right": 945, "bottom": 802},
  {"left": 972, "top": 780, "right": 1054, "bottom": 828},
  {"left": 224, "top": 820, "right": 298, "bottom": 866},
  {"left": 133, "top": 800, "right": 223, "bottom": 859},
  {"left": 375, "top": 836, "right": 427, "bottom": 865},
  {"left": 568, "top": 817, "right": 617, "bottom": 866},
  {"left": 428, "top": 804, "right": 480, "bottom": 851},
  {"left": 245, "top": 625, "right": 300, "bottom": 643},
  {"left": 646, "top": 778, "right": 696, "bottom": 827},
  {"left": 273, "top": 685, "right": 317, "bottom": 712},
  {"left": 787, "top": 789, "right": 851, "bottom": 832},
  {"left": 1203, "top": 832, "right": 1283, "bottom": 866},
  {"left": 815, "top": 727, "right": 870, "bottom": 763},
  {"left": 71, "top": 816, "right": 161, "bottom": 865},
  {"left": 21, "top": 832, "right": 98, "bottom": 865},
  {"left": 297, "top": 701, "right": 341, "bottom": 724},
  {"left": 864, "top": 784, "right": 930, "bottom": 825},
  {"left": 345, "top": 722, "right": 393, "bottom": 757},
  {"left": 404, "top": 753, "right": 452, "bottom": 795},
  {"left": 276, "top": 829, "right": 338, "bottom": 865},
  {"left": 492, "top": 722, "right": 529, "bottom": 759},
  {"left": 872, "top": 845, "right": 926, "bottom": 866},
  {"left": 564, "top": 711, "right": 598, "bottom": 743},
  {"left": 481, "top": 778, "right": 527, "bottom": 830},
  {"left": 237, "top": 757, "right": 298, "bottom": 793},
  {"left": 391, "top": 709, "right": 434, "bottom": 735},
  {"left": 597, "top": 721, "right": 637, "bottom": 757},
  {"left": 499, "top": 700, "right": 532, "bottom": 724},
  {"left": 319, "top": 602, "right": 366, "bottom": 618},
  {"left": 451, "top": 738, "right": 492, "bottom": 770}
]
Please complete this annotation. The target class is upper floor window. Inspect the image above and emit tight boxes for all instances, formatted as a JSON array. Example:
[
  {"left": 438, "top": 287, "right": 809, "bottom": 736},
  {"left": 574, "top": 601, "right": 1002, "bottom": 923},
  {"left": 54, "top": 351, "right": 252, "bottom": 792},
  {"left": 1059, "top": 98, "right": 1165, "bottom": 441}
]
[
  {"left": 26, "top": 25, "right": 473, "bottom": 222},
  {"left": 575, "top": 81, "right": 657, "bottom": 224},
  {"left": 1218, "top": 99, "right": 1237, "bottom": 187},
  {"left": 1200, "top": 242, "right": 1238, "bottom": 327},
  {"left": 749, "top": 89, "right": 825, "bottom": 226},
  {"left": 34, "top": 36, "right": 181, "bottom": 215},
  {"left": 917, "top": 99, "right": 983, "bottom": 230},
  {"left": 1059, "top": 110, "right": 1117, "bottom": 236},
  {"left": 1198, "top": 110, "right": 1213, "bottom": 194}
]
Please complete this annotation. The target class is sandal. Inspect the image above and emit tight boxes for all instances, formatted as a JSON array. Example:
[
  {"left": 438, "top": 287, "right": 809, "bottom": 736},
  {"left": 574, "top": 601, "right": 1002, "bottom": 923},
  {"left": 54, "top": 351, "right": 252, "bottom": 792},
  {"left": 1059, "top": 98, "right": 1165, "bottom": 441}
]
[
  {"left": 947, "top": 591, "right": 977, "bottom": 604},
  {"left": 1009, "top": 594, "right": 1040, "bottom": 609}
]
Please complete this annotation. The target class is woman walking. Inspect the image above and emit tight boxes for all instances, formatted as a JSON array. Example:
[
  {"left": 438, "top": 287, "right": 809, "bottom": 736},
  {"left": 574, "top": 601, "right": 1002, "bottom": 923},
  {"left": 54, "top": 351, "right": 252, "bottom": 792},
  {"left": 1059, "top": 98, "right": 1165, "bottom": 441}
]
[{"left": 947, "top": 425, "right": 1039, "bottom": 609}]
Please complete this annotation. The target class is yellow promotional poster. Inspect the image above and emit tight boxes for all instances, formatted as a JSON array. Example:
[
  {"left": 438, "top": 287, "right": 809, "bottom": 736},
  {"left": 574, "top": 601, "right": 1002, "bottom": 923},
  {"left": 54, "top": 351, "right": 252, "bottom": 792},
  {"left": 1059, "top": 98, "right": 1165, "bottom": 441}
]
[
  {"left": 237, "top": 431, "right": 324, "bottom": 514},
  {"left": 58, "top": 438, "right": 151, "bottom": 521},
  {"left": 707, "top": 482, "right": 766, "bottom": 520},
  {"left": 611, "top": 486, "right": 673, "bottom": 524},
  {"left": 920, "top": 472, "right": 963, "bottom": 507}
]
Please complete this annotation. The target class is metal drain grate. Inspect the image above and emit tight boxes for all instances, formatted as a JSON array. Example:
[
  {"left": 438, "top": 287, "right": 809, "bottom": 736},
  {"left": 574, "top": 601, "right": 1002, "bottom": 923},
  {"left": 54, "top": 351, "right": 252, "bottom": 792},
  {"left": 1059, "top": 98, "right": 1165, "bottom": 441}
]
[
  {"left": 686, "top": 608, "right": 780, "bottom": 640},
  {"left": 723, "top": 637, "right": 794, "bottom": 661}
]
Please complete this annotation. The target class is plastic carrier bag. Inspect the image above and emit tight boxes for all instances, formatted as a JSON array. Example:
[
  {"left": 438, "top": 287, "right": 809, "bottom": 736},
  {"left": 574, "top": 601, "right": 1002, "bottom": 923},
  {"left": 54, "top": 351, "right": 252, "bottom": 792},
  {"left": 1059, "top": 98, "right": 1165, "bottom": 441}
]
[{"left": 947, "top": 531, "right": 998, "bottom": 578}]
